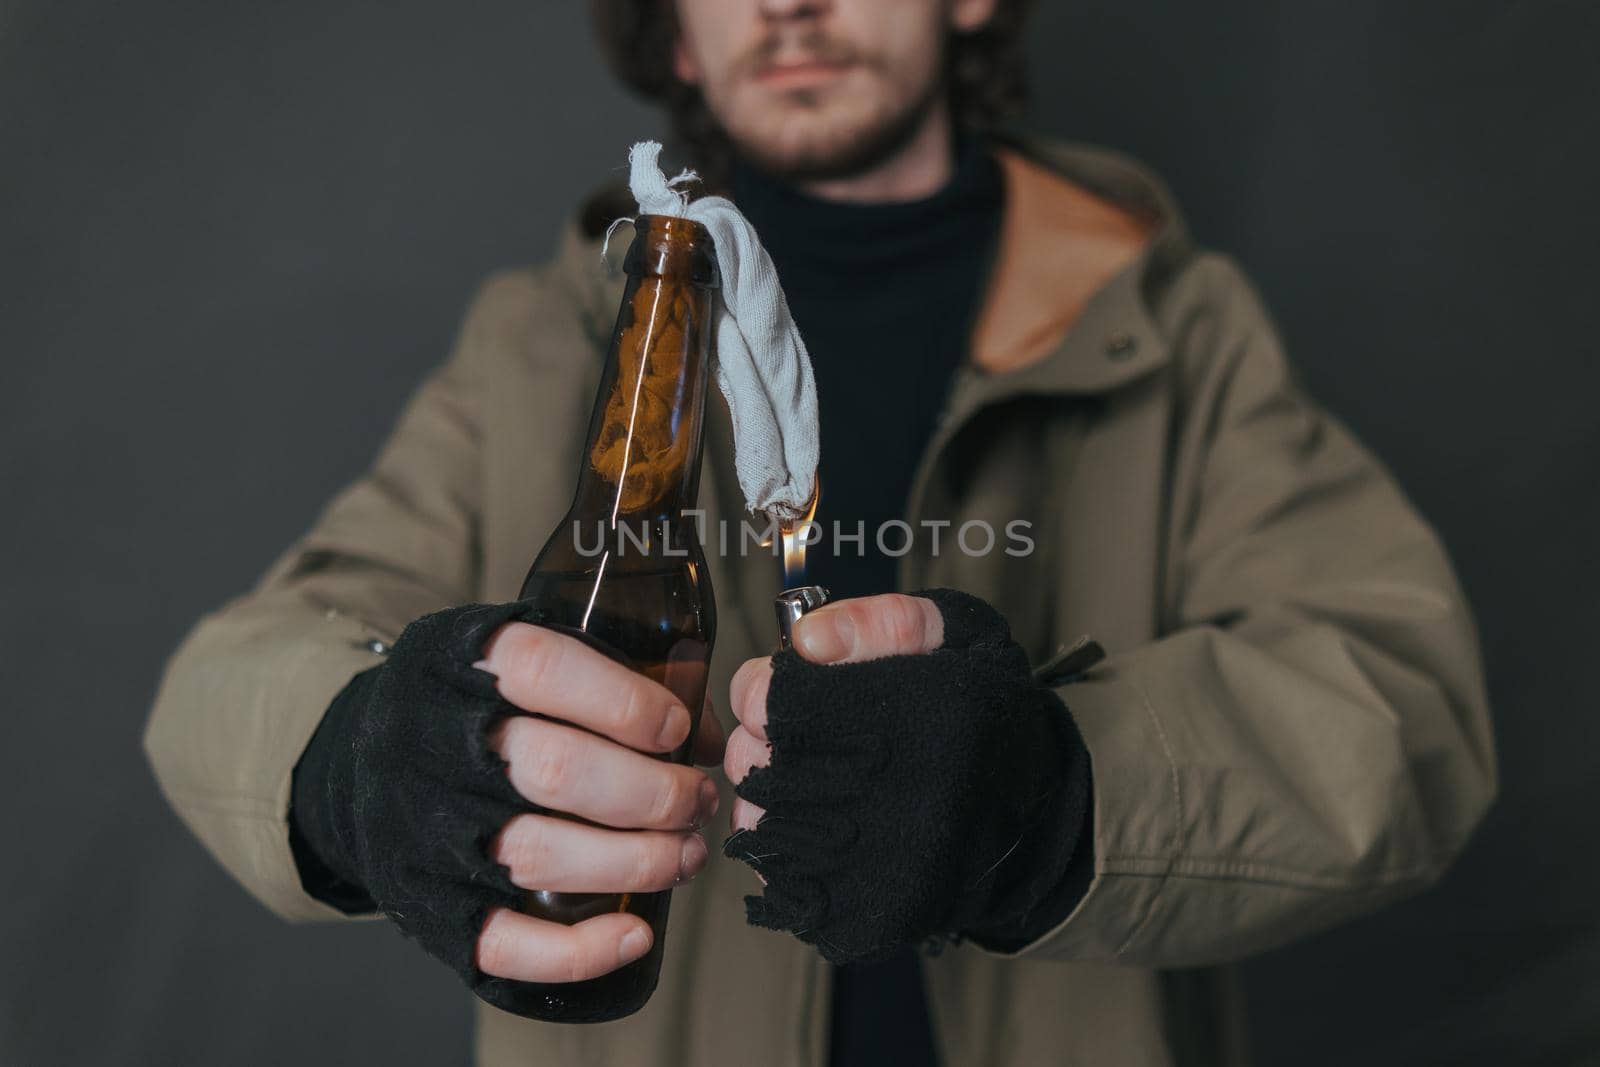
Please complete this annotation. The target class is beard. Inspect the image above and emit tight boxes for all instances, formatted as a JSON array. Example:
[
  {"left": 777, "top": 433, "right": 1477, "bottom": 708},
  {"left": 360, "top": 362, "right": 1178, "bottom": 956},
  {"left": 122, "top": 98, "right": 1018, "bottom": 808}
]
[
  {"left": 709, "top": 27, "right": 948, "bottom": 183},
  {"left": 727, "top": 77, "right": 945, "bottom": 183}
]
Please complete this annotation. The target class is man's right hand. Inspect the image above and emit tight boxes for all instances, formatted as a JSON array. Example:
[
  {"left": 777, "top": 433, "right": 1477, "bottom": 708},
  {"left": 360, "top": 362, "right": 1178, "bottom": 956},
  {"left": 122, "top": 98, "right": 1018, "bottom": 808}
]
[
  {"left": 288, "top": 602, "right": 725, "bottom": 1004},
  {"left": 473, "top": 621, "right": 724, "bottom": 984}
]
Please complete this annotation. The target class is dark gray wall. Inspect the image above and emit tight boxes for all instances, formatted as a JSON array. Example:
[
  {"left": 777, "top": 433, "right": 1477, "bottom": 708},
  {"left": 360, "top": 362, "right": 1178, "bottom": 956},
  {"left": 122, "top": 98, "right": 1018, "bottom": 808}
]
[{"left": 2, "top": 2, "right": 1595, "bottom": 1064}]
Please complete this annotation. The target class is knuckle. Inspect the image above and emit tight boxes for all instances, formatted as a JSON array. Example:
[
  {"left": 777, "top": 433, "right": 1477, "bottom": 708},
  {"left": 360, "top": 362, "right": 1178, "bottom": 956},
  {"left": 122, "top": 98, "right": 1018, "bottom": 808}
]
[
  {"left": 496, "top": 815, "right": 546, "bottom": 883},
  {"left": 839, "top": 599, "right": 874, "bottom": 638},
  {"left": 523, "top": 727, "right": 575, "bottom": 802},
  {"left": 880, "top": 595, "right": 926, "bottom": 650},
  {"left": 728, "top": 660, "right": 762, "bottom": 721},
  {"left": 731, "top": 797, "right": 765, "bottom": 833},
  {"left": 723, "top": 728, "right": 767, "bottom": 784},
  {"left": 619, "top": 679, "right": 659, "bottom": 744},
  {"left": 634, "top": 838, "right": 677, "bottom": 890},
  {"left": 486, "top": 714, "right": 519, "bottom": 760},
  {"left": 648, "top": 768, "right": 693, "bottom": 827},
  {"left": 730, "top": 666, "right": 770, "bottom": 733},
  {"left": 475, "top": 916, "right": 513, "bottom": 977},
  {"left": 494, "top": 715, "right": 540, "bottom": 771},
  {"left": 507, "top": 626, "right": 565, "bottom": 702},
  {"left": 556, "top": 941, "right": 589, "bottom": 984}
]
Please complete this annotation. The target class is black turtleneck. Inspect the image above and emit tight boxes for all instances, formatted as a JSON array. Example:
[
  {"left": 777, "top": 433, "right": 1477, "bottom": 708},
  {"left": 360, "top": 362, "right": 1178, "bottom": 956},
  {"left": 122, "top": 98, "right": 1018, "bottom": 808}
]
[
  {"left": 730, "top": 136, "right": 1005, "bottom": 1067},
  {"left": 731, "top": 136, "right": 1005, "bottom": 605}
]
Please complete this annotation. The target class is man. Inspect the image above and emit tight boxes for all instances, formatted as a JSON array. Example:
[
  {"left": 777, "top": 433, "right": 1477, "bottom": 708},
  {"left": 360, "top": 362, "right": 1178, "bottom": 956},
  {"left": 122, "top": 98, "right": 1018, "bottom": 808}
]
[{"left": 144, "top": 0, "right": 1496, "bottom": 1063}]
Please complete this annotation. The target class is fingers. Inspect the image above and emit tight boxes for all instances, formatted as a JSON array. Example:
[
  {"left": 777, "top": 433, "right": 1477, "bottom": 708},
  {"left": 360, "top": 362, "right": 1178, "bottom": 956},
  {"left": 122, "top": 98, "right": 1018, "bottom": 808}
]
[
  {"left": 478, "top": 622, "right": 690, "bottom": 754},
  {"left": 723, "top": 677, "right": 774, "bottom": 831},
  {"left": 728, "top": 657, "right": 772, "bottom": 742},
  {"left": 790, "top": 593, "right": 943, "bottom": 665},
  {"left": 476, "top": 906, "right": 653, "bottom": 984},
  {"left": 492, "top": 813, "right": 708, "bottom": 894},
  {"left": 723, "top": 724, "right": 770, "bottom": 786},
  {"left": 492, "top": 715, "right": 720, "bottom": 831},
  {"left": 726, "top": 667, "right": 775, "bottom": 833},
  {"left": 729, "top": 796, "right": 766, "bottom": 834},
  {"left": 691, "top": 696, "right": 726, "bottom": 767}
]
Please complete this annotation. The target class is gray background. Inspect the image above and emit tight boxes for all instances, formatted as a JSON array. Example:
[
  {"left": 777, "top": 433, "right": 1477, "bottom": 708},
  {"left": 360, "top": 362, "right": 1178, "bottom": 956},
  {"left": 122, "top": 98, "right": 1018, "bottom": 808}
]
[{"left": 3, "top": 1, "right": 1597, "bottom": 1064}]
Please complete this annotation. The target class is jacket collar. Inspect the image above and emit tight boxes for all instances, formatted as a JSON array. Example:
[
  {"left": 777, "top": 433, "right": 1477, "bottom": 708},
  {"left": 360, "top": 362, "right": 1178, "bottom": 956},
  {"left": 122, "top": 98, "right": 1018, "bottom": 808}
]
[
  {"left": 956, "top": 133, "right": 1193, "bottom": 405},
  {"left": 556, "top": 133, "right": 1194, "bottom": 403}
]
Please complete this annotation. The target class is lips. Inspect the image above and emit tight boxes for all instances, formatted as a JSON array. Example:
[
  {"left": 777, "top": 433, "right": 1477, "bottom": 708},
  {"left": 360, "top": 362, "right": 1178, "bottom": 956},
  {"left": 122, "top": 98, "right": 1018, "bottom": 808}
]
[{"left": 753, "top": 58, "right": 855, "bottom": 91}]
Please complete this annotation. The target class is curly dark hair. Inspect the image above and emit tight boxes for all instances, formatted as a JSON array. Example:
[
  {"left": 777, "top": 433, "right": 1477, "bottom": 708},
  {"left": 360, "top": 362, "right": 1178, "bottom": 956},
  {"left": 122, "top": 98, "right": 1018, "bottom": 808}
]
[{"left": 588, "top": 1, "right": 1034, "bottom": 190}]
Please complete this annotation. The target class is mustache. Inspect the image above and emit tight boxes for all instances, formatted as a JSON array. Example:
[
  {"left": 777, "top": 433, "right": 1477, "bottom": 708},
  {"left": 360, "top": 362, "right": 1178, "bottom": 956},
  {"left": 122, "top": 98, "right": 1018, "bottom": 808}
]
[{"left": 736, "top": 28, "right": 875, "bottom": 78}]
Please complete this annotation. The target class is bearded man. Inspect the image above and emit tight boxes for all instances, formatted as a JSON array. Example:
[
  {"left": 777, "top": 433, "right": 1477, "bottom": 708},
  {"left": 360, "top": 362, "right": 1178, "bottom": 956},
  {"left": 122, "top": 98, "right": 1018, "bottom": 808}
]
[{"left": 145, "top": 2, "right": 1495, "bottom": 1064}]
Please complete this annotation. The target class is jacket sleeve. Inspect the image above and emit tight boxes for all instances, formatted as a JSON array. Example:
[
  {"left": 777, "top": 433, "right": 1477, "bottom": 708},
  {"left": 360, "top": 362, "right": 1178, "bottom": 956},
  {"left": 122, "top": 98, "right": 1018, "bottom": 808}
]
[
  {"left": 142, "top": 271, "right": 523, "bottom": 923},
  {"left": 1009, "top": 256, "right": 1496, "bottom": 965}
]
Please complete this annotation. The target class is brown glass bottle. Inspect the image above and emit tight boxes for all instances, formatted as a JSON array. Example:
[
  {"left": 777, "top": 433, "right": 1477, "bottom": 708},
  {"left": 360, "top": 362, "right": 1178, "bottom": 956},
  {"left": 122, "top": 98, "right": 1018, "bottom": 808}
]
[{"left": 508, "top": 214, "right": 718, "bottom": 1023}]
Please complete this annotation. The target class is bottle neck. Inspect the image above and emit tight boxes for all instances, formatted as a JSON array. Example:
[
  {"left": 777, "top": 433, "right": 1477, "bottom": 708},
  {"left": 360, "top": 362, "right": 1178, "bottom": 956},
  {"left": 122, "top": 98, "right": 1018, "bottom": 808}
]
[{"left": 569, "top": 215, "right": 718, "bottom": 527}]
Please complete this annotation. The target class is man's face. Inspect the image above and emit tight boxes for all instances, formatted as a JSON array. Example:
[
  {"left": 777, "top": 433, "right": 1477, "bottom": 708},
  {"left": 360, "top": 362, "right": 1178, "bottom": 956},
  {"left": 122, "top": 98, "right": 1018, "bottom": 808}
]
[{"left": 672, "top": 0, "right": 998, "bottom": 180}]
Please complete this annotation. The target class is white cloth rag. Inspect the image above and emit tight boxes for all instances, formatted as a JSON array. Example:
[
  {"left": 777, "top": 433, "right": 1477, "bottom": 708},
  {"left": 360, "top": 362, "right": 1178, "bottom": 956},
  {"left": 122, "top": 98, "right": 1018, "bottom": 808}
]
[{"left": 621, "top": 140, "right": 819, "bottom": 524}]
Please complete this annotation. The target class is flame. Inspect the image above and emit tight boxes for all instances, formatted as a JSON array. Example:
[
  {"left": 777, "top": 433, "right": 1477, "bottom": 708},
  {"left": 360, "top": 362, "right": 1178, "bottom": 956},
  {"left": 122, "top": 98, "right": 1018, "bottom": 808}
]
[{"left": 780, "top": 480, "right": 821, "bottom": 587}]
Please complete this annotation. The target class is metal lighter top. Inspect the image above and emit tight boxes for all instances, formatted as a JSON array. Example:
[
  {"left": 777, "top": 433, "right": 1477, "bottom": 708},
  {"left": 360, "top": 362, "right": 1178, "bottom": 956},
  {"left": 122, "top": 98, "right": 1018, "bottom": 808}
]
[{"left": 774, "top": 585, "right": 830, "bottom": 650}]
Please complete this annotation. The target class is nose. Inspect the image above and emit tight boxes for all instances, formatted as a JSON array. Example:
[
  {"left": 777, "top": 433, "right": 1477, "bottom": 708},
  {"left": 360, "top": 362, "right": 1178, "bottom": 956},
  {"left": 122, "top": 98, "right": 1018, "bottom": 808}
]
[{"left": 756, "top": 0, "right": 831, "bottom": 19}]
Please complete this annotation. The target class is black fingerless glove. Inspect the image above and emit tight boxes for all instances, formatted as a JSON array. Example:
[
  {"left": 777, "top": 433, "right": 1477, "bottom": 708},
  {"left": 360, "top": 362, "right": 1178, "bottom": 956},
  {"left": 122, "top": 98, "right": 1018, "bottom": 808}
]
[
  {"left": 288, "top": 600, "right": 537, "bottom": 1014},
  {"left": 723, "top": 588, "right": 1093, "bottom": 964}
]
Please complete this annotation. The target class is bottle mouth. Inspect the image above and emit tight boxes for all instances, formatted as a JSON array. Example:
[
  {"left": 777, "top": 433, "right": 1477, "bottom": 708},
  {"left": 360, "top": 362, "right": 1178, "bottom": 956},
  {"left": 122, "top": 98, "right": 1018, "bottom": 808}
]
[{"left": 625, "top": 214, "right": 720, "bottom": 288}]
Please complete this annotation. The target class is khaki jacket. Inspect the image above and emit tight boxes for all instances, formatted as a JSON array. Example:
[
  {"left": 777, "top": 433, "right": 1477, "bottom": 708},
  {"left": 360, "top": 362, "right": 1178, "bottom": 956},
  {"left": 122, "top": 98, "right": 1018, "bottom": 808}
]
[{"left": 144, "top": 136, "right": 1495, "bottom": 1066}]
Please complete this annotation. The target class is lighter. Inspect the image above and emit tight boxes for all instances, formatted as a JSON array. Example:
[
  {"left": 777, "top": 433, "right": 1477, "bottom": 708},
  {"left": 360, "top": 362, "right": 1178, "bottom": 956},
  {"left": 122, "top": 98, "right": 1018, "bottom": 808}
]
[{"left": 774, "top": 585, "right": 830, "bottom": 650}]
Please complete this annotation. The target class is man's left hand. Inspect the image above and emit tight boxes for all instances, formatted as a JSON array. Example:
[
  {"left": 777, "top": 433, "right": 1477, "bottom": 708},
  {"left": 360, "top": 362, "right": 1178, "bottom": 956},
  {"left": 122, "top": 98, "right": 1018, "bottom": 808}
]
[
  {"left": 725, "top": 593, "right": 944, "bottom": 835},
  {"left": 721, "top": 589, "right": 1093, "bottom": 964}
]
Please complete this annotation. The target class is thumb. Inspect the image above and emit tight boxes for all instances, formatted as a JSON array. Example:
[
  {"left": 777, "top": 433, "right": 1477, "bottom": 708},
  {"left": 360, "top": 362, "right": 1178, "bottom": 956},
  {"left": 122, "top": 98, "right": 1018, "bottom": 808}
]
[{"left": 790, "top": 593, "right": 944, "bottom": 665}]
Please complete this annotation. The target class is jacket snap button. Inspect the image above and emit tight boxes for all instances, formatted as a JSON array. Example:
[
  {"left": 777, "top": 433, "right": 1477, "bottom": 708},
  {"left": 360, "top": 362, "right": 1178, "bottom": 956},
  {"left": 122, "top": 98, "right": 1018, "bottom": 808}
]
[{"left": 1106, "top": 333, "right": 1138, "bottom": 360}]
